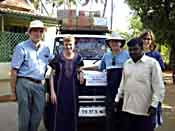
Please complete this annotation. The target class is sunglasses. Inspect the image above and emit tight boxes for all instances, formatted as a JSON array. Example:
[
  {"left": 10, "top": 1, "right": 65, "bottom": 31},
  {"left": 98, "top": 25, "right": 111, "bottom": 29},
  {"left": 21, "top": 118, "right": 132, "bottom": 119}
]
[
  {"left": 143, "top": 38, "right": 151, "bottom": 41},
  {"left": 112, "top": 56, "right": 116, "bottom": 65}
]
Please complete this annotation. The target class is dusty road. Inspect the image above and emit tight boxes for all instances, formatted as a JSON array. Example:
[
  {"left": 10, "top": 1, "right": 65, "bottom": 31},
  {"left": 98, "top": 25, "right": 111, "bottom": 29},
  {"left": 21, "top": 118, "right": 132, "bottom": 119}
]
[
  {"left": 0, "top": 72, "right": 175, "bottom": 131},
  {"left": 156, "top": 73, "right": 175, "bottom": 131}
]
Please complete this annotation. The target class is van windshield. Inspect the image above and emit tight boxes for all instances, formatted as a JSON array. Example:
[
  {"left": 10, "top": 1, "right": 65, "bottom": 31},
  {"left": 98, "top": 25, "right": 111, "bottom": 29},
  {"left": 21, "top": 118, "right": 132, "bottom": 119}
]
[{"left": 55, "top": 37, "right": 107, "bottom": 60}]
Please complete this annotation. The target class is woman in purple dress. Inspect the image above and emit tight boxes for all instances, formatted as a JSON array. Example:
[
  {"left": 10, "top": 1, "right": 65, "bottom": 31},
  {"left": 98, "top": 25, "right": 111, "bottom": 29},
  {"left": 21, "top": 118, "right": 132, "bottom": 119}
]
[{"left": 48, "top": 35, "right": 84, "bottom": 131}]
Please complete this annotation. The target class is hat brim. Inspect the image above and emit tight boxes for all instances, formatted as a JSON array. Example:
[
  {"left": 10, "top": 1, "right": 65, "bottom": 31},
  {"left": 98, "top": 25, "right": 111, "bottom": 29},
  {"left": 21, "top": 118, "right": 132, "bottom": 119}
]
[
  {"left": 27, "top": 27, "right": 47, "bottom": 33},
  {"left": 106, "top": 39, "right": 126, "bottom": 48}
]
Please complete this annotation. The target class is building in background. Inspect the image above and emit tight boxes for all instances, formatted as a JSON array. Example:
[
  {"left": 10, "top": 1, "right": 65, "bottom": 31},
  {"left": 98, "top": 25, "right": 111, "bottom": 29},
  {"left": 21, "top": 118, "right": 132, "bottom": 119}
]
[{"left": 0, "top": 0, "right": 58, "bottom": 102}]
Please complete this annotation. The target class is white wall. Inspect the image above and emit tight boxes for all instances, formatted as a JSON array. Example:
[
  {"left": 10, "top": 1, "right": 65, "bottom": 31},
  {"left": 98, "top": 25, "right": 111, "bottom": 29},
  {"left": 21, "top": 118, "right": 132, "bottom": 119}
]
[{"left": 44, "top": 26, "right": 57, "bottom": 54}]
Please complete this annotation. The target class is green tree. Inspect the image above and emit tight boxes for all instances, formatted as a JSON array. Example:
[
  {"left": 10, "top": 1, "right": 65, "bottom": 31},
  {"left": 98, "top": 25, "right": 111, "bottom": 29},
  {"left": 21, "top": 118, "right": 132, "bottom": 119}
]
[
  {"left": 125, "top": 0, "right": 175, "bottom": 65},
  {"left": 53, "top": 0, "right": 77, "bottom": 8},
  {"left": 118, "top": 15, "right": 143, "bottom": 42},
  {"left": 128, "top": 15, "right": 143, "bottom": 38},
  {"left": 52, "top": 0, "right": 103, "bottom": 9},
  {"left": 30, "top": 0, "right": 40, "bottom": 9}
]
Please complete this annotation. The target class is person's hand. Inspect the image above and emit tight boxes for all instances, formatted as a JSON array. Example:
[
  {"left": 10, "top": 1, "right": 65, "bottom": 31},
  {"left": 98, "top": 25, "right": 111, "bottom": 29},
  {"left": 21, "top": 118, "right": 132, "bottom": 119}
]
[
  {"left": 147, "top": 106, "right": 156, "bottom": 116},
  {"left": 79, "top": 71, "right": 85, "bottom": 85},
  {"left": 79, "top": 66, "right": 84, "bottom": 71},
  {"left": 50, "top": 90, "right": 57, "bottom": 105},
  {"left": 10, "top": 94, "right": 17, "bottom": 101},
  {"left": 113, "top": 99, "right": 123, "bottom": 112},
  {"left": 113, "top": 102, "right": 119, "bottom": 112},
  {"left": 11, "top": 90, "right": 17, "bottom": 101}
]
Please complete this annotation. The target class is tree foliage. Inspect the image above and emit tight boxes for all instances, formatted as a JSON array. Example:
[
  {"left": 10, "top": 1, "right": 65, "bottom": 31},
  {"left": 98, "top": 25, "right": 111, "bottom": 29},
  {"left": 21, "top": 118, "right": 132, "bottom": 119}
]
[
  {"left": 125, "top": 0, "right": 175, "bottom": 44},
  {"left": 53, "top": 0, "right": 77, "bottom": 8},
  {"left": 129, "top": 15, "right": 143, "bottom": 37},
  {"left": 118, "top": 15, "right": 143, "bottom": 43},
  {"left": 125, "top": 0, "right": 175, "bottom": 64}
]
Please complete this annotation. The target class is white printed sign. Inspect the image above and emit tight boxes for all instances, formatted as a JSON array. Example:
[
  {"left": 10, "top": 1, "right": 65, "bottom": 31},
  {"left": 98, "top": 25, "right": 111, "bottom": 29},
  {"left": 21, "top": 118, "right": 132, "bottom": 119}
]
[{"left": 83, "top": 70, "right": 107, "bottom": 86}]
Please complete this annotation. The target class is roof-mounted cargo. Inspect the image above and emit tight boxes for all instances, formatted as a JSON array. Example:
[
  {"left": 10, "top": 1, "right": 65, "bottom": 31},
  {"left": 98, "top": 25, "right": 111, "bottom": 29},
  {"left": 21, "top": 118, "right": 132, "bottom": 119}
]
[{"left": 56, "top": 10, "right": 110, "bottom": 35}]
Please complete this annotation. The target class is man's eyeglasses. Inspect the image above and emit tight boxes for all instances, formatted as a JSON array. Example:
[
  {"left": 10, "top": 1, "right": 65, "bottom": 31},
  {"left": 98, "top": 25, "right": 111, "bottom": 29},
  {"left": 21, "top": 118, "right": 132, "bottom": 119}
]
[
  {"left": 143, "top": 38, "right": 151, "bottom": 41},
  {"left": 112, "top": 56, "right": 116, "bottom": 65}
]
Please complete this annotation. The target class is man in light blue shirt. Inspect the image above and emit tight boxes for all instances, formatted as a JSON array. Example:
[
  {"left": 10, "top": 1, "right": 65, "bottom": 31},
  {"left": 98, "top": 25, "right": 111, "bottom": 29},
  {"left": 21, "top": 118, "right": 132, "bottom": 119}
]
[
  {"left": 11, "top": 40, "right": 51, "bottom": 80},
  {"left": 11, "top": 20, "right": 53, "bottom": 131}
]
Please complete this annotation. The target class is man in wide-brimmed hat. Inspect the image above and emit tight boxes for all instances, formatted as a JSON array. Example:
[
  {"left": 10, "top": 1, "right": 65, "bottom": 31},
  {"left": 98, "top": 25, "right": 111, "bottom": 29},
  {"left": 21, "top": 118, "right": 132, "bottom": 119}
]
[
  {"left": 11, "top": 20, "right": 52, "bottom": 131},
  {"left": 27, "top": 20, "right": 47, "bottom": 41}
]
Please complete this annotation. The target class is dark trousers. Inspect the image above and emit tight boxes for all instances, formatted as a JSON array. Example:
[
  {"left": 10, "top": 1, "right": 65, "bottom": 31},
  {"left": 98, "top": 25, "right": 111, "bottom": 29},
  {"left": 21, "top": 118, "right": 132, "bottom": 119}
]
[
  {"left": 105, "top": 99, "right": 118, "bottom": 131},
  {"left": 105, "top": 94, "right": 123, "bottom": 131},
  {"left": 106, "top": 68, "right": 123, "bottom": 131},
  {"left": 121, "top": 112, "right": 154, "bottom": 131}
]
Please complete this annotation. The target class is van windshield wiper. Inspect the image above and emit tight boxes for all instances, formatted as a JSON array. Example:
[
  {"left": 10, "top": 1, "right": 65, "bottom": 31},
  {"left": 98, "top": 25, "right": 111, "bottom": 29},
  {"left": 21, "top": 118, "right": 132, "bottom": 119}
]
[{"left": 93, "top": 56, "right": 102, "bottom": 64}]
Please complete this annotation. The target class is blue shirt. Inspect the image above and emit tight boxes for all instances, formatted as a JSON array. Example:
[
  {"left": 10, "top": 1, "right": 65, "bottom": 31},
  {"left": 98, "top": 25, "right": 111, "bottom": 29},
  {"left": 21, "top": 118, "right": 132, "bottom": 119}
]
[
  {"left": 99, "top": 50, "right": 130, "bottom": 70},
  {"left": 145, "top": 51, "right": 165, "bottom": 71},
  {"left": 11, "top": 39, "right": 53, "bottom": 80}
]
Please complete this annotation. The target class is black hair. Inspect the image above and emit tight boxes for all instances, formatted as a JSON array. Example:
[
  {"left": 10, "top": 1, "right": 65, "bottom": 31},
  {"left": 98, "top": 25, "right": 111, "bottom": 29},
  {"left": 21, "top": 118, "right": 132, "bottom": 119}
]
[{"left": 127, "top": 37, "right": 143, "bottom": 49}]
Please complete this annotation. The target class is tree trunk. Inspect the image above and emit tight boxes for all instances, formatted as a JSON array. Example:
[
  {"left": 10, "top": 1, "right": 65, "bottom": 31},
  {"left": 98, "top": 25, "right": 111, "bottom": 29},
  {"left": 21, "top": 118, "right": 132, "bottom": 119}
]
[
  {"left": 102, "top": 0, "right": 107, "bottom": 17},
  {"left": 170, "top": 43, "right": 175, "bottom": 69},
  {"left": 110, "top": 0, "right": 114, "bottom": 30}
]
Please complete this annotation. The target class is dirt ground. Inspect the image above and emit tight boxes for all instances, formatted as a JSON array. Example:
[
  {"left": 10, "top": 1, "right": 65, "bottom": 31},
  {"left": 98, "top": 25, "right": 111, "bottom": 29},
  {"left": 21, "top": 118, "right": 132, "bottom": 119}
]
[{"left": 156, "top": 71, "right": 175, "bottom": 131}]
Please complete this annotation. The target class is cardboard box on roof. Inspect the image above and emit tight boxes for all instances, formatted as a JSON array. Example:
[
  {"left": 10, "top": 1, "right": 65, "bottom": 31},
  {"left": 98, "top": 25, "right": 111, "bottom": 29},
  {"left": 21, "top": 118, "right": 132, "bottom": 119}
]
[
  {"left": 58, "top": 9, "right": 108, "bottom": 31},
  {"left": 62, "top": 16, "right": 93, "bottom": 27},
  {"left": 78, "top": 16, "right": 93, "bottom": 27},
  {"left": 57, "top": 9, "right": 76, "bottom": 19},
  {"left": 57, "top": 9, "right": 100, "bottom": 18},
  {"left": 62, "top": 18, "right": 77, "bottom": 28},
  {"left": 62, "top": 17, "right": 107, "bottom": 28}
]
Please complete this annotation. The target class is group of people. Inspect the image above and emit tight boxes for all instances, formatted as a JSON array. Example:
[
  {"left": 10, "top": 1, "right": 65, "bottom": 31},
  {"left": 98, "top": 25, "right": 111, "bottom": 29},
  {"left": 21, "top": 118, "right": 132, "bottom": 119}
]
[{"left": 10, "top": 19, "right": 165, "bottom": 131}]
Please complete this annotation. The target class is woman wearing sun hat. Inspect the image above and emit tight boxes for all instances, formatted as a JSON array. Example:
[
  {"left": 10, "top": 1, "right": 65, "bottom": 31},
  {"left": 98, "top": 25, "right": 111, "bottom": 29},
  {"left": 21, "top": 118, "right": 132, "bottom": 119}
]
[
  {"left": 103, "top": 32, "right": 130, "bottom": 131},
  {"left": 81, "top": 32, "right": 130, "bottom": 131}
]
